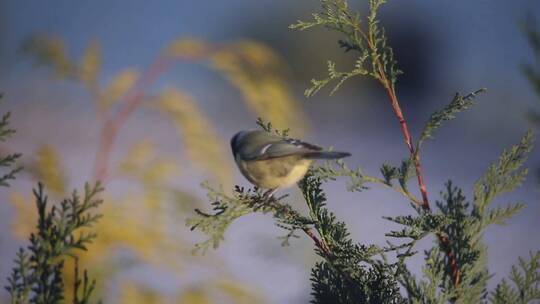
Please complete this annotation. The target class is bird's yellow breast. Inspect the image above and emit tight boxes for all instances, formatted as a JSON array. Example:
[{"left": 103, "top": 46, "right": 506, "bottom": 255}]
[{"left": 236, "top": 155, "right": 313, "bottom": 189}]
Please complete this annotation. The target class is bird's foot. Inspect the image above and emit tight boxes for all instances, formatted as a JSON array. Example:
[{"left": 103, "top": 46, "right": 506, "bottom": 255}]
[{"left": 262, "top": 188, "right": 278, "bottom": 202}]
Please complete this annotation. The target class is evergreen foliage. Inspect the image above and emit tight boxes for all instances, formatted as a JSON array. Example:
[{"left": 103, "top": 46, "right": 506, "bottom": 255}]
[
  {"left": 289, "top": 0, "right": 401, "bottom": 97},
  {"left": 300, "top": 172, "right": 405, "bottom": 304},
  {"left": 189, "top": 0, "right": 540, "bottom": 303},
  {"left": 5, "top": 183, "right": 104, "bottom": 304},
  {"left": 0, "top": 96, "right": 22, "bottom": 187},
  {"left": 2, "top": 101, "right": 104, "bottom": 303},
  {"left": 416, "top": 89, "right": 486, "bottom": 154},
  {"left": 490, "top": 252, "right": 540, "bottom": 304}
]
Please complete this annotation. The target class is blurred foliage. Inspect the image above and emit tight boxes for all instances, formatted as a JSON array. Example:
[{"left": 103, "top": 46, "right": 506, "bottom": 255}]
[
  {"left": 118, "top": 282, "right": 162, "bottom": 304},
  {"left": 190, "top": 0, "right": 540, "bottom": 303},
  {"left": 115, "top": 278, "right": 264, "bottom": 304},
  {"left": 521, "top": 16, "right": 540, "bottom": 185},
  {"left": 21, "top": 35, "right": 307, "bottom": 135},
  {"left": 20, "top": 36, "right": 76, "bottom": 79},
  {"left": 30, "top": 145, "right": 67, "bottom": 195},
  {"left": 6, "top": 33, "right": 305, "bottom": 303},
  {"left": 152, "top": 89, "right": 230, "bottom": 183},
  {"left": 166, "top": 38, "right": 307, "bottom": 134},
  {"left": 521, "top": 16, "right": 540, "bottom": 125},
  {"left": 115, "top": 279, "right": 262, "bottom": 304},
  {"left": 209, "top": 41, "right": 306, "bottom": 134},
  {"left": 98, "top": 69, "right": 139, "bottom": 111}
]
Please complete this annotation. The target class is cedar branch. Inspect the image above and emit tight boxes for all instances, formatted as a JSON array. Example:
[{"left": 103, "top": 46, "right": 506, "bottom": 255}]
[{"left": 378, "top": 62, "right": 461, "bottom": 288}]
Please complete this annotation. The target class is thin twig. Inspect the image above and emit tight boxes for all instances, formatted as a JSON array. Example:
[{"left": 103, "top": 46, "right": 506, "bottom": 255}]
[
  {"left": 376, "top": 56, "right": 461, "bottom": 288},
  {"left": 92, "top": 43, "right": 224, "bottom": 182},
  {"left": 352, "top": 14, "right": 462, "bottom": 286},
  {"left": 93, "top": 56, "right": 170, "bottom": 182},
  {"left": 303, "top": 228, "right": 331, "bottom": 256},
  {"left": 383, "top": 85, "right": 429, "bottom": 209},
  {"left": 302, "top": 227, "right": 358, "bottom": 285},
  {"left": 363, "top": 175, "right": 422, "bottom": 206},
  {"left": 438, "top": 233, "right": 461, "bottom": 286}
]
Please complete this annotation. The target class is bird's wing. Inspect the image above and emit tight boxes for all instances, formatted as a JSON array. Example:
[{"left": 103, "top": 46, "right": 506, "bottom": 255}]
[{"left": 243, "top": 138, "right": 323, "bottom": 160}]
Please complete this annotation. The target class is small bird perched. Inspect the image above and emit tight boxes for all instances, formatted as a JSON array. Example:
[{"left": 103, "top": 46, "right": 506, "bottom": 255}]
[{"left": 230, "top": 130, "right": 351, "bottom": 197}]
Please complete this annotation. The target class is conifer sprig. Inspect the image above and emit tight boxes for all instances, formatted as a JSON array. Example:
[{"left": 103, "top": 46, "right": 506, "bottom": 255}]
[
  {"left": 290, "top": 0, "right": 476, "bottom": 286},
  {"left": 0, "top": 97, "right": 23, "bottom": 187},
  {"left": 289, "top": 0, "right": 400, "bottom": 97},
  {"left": 188, "top": 0, "right": 539, "bottom": 302},
  {"left": 5, "top": 183, "right": 104, "bottom": 304},
  {"left": 490, "top": 251, "right": 540, "bottom": 304},
  {"left": 473, "top": 131, "right": 533, "bottom": 218},
  {"left": 187, "top": 182, "right": 317, "bottom": 254},
  {"left": 290, "top": 0, "right": 430, "bottom": 212},
  {"left": 416, "top": 88, "right": 487, "bottom": 156}
]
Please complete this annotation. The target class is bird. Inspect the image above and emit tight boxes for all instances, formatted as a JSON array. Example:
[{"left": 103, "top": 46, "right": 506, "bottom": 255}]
[{"left": 230, "top": 130, "right": 351, "bottom": 198}]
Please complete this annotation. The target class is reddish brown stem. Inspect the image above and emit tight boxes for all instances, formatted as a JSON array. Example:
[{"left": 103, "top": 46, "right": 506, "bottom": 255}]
[
  {"left": 440, "top": 233, "right": 461, "bottom": 286},
  {"left": 303, "top": 228, "right": 331, "bottom": 256},
  {"left": 302, "top": 227, "right": 363, "bottom": 285},
  {"left": 384, "top": 86, "right": 429, "bottom": 210},
  {"left": 381, "top": 79, "right": 461, "bottom": 288},
  {"left": 91, "top": 43, "right": 222, "bottom": 182},
  {"left": 365, "top": 19, "right": 462, "bottom": 285},
  {"left": 93, "top": 57, "right": 170, "bottom": 182}
]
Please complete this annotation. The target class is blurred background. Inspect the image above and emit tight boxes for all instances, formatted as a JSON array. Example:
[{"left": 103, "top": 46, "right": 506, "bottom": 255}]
[{"left": 1, "top": 0, "right": 539, "bottom": 303}]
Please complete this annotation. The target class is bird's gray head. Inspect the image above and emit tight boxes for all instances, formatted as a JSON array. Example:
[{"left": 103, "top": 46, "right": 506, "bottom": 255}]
[{"left": 230, "top": 130, "right": 249, "bottom": 157}]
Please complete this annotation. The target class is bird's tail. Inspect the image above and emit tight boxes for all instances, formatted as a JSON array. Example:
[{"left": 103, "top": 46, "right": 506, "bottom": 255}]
[{"left": 304, "top": 151, "right": 351, "bottom": 160}]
